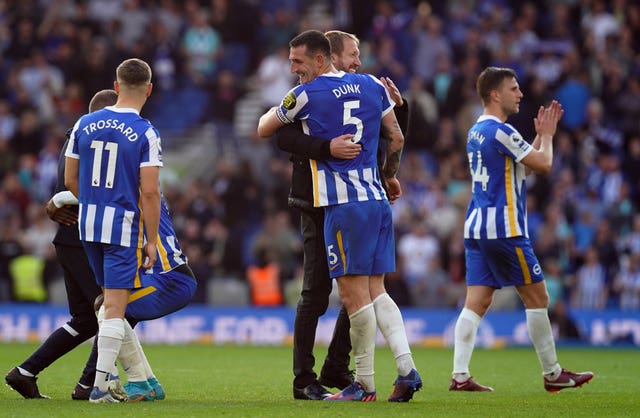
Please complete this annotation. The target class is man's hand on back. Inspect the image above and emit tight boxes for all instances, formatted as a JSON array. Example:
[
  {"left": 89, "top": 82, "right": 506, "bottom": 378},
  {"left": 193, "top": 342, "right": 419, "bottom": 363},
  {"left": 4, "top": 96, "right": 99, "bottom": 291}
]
[{"left": 329, "top": 134, "right": 361, "bottom": 159}]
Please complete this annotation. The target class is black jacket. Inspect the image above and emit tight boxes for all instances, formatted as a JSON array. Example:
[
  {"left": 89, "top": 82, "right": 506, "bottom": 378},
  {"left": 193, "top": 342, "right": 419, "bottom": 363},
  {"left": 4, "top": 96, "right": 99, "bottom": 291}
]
[{"left": 52, "top": 131, "right": 82, "bottom": 247}]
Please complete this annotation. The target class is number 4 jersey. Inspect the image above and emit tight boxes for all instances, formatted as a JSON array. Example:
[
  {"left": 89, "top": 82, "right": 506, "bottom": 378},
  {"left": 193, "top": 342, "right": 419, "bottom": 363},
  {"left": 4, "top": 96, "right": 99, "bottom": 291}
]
[
  {"left": 464, "top": 115, "right": 533, "bottom": 240},
  {"left": 65, "top": 106, "right": 163, "bottom": 247},
  {"left": 276, "top": 71, "right": 394, "bottom": 207}
]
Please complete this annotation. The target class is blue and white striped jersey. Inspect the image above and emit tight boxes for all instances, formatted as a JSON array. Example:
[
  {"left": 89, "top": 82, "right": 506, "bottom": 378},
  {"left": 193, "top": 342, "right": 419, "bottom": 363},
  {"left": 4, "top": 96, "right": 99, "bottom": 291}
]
[
  {"left": 151, "top": 197, "right": 188, "bottom": 273},
  {"left": 65, "top": 106, "right": 163, "bottom": 248},
  {"left": 464, "top": 115, "right": 533, "bottom": 239},
  {"left": 276, "top": 71, "right": 394, "bottom": 207}
]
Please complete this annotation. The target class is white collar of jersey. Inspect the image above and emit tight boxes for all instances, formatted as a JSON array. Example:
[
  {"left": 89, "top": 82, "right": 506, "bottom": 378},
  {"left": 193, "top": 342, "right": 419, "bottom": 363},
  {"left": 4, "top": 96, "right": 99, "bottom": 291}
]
[
  {"left": 319, "top": 70, "right": 346, "bottom": 78},
  {"left": 104, "top": 105, "right": 140, "bottom": 115},
  {"left": 477, "top": 114, "right": 502, "bottom": 123}
]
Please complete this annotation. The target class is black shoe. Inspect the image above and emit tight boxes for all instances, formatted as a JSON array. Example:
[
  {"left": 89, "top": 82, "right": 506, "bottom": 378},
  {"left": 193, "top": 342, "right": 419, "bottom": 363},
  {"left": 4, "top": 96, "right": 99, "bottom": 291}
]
[
  {"left": 5, "top": 368, "right": 49, "bottom": 399},
  {"left": 318, "top": 370, "right": 354, "bottom": 390},
  {"left": 293, "top": 382, "right": 332, "bottom": 400},
  {"left": 71, "top": 383, "right": 92, "bottom": 400}
]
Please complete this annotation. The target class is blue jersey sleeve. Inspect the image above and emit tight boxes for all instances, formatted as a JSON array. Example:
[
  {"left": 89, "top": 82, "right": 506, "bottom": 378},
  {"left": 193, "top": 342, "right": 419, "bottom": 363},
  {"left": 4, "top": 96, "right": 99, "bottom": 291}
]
[
  {"left": 491, "top": 123, "right": 532, "bottom": 162},
  {"left": 276, "top": 85, "right": 309, "bottom": 125}
]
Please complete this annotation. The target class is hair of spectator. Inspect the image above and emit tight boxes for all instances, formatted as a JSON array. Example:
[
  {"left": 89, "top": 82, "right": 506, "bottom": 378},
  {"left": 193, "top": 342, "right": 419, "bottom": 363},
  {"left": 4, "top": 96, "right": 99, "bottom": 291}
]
[
  {"left": 88, "top": 89, "right": 118, "bottom": 113},
  {"left": 289, "top": 30, "right": 331, "bottom": 59},
  {"left": 476, "top": 67, "right": 518, "bottom": 106}
]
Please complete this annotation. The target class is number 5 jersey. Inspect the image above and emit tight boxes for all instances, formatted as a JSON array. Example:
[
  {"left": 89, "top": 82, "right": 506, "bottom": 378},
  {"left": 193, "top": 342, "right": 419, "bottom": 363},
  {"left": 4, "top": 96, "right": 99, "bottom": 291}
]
[{"left": 275, "top": 71, "right": 394, "bottom": 208}]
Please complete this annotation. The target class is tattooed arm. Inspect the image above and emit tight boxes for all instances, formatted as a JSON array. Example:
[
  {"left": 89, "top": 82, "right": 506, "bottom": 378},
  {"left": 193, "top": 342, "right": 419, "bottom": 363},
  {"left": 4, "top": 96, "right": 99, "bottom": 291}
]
[
  {"left": 380, "top": 110, "right": 404, "bottom": 203},
  {"left": 381, "top": 112, "right": 404, "bottom": 179}
]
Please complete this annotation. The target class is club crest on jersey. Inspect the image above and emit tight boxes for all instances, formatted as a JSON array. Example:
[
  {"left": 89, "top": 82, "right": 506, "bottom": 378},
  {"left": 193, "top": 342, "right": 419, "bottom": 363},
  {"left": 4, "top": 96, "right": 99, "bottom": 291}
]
[
  {"left": 533, "top": 263, "right": 542, "bottom": 276},
  {"left": 282, "top": 91, "right": 297, "bottom": 110}
]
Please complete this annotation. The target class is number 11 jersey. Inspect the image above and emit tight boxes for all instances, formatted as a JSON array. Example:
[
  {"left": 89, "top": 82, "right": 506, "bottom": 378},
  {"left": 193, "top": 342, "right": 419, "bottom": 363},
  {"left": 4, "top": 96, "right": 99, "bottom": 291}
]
[{"left": 65, "top": 106, "right": 163, "bottom": 248}]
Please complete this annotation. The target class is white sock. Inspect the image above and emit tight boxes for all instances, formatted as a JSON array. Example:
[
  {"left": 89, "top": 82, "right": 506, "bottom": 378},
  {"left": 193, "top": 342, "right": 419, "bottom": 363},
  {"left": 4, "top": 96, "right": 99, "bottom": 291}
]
[
  {"left": 118, "top": 320, "right": 147, "bottom": 382},
  {"left": 96, "top": 306, "right": 121, "bottom": 380},
  {"left": 526, "top": 308, "right": 561, "bottom": 376},
  {"left": 349, "top": 303, "right": 376, "bottom": 392},
  {"left": 94, "top": 318, "right": 124, "bottom": 391},
  {"left": 372, "top": 293, "right": 415, "bottom": 376},
  {"left": 453, "top": 308, "right": 481, "bottom": 378},
  {"left": 130, "top": 324, "right": 155, "bottom": 380}
]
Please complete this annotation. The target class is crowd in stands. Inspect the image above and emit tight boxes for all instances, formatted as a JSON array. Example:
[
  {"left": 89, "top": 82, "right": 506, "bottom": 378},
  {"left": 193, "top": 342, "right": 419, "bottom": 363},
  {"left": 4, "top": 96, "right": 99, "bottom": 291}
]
[{"left": 1, "top": 0, "right": 639, "bottom": 314}]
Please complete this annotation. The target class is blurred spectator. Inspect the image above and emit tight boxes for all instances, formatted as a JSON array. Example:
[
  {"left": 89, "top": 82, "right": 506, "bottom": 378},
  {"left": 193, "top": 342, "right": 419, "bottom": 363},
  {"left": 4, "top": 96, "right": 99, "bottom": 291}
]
[
  {"left": 259, "top": 5, "right": 297, "bottom": 55},
  {"left": 17, "top": 50, "right": 64, "bottom": 123},
  {"left": 426, "top": 185, "right": 459, "bottom": 242},
  {"left": 245, "top": 247, "right": 283, "bottom": 306},
  {"left": 149, "top": 21, "right": 181, "bottom": 92},
  {"left": 0, "top": 219, "right": 24, "bottom": 301},
  {"left": 583, "top": 98, "right": 624, "bottom": 157},
  {"left": 9, "top": 253, "right": 46, "bottom": 302},
  {"left": 19, "top": 202, "right": 56, "bottom": 261},
  {"left": 181, "top": 7, "right": 222, "bottom": 85},
  {"left": 430, "top": 53, "right": 453, "bottom": 108},
  {"left": 614, "top": 77, "right": 640, "bottom": 137},
  {"left": 251, "top": 210, "right": 301, "bottom": 280},
  {"left": 5, "top": 18, "right": 38, "bottom": 62},
  {"left": 613, "top": 252, "right": 640, "bottom": 311},
  {"left": 545, "top": 2, "right": 579, "bottom": 42},
  {"left": 531, "top": 50, "right": 563, "bottom": 88},
  {"left": 209, "top": 69, "right": 245, "bottom": 148},
  {"left": 257, "top": 45, "right": 296, "bottom": 111},
  {"left": 397, "top": 215, "right": 439, "bottom": 291},
  {"left": 0, "top": 136, "right": 16, "bottom": 180},
  {"left": 114, "top": 0, "right": 151, "bottom": 54},
  {"left": 365, "top": 35, "right": 409, "bottom": 92},
  {"left": 581, "top": 0, "right": 620, "bottom": 52},
  {"left": 56, "top": 81, "right": 86, "bottom": 128},
  {"left": 411, "top": 7, "right": 452, "bottom": 84},
  {"left": 411, "top": 255, "right": 451, "bottom": 309},
  {"left": 35, "top": 133, "right": 60, "bottom": 201},
  {"left": 185, "top": 244, "right": 213, "bottom": 304},
  {"left": 543, "top": 257, "right": 565, "bottom": 310},
  {"left": 622, "top": 136, "right": 640, "bottom": 202},
  {"left": 555, "top": 68, "right": 591, "bottom": 131},
  {"left": 10, "top": 108, "right": 43, "bottom": 157},
  {"left": 2, "top": 172, "right": 31, "bottom": 223},
  {"left": 87, "top": 0, "right": 124, "bottom": 24},
  {"left": 403, "top": 76, "right": 438, "bottom": 152},
  {"left": 76, "top": 39, "right": 115, "bottom": 106},
  {"left": 624, "top": 214, "right": 640, "bottom": 256},
  {"left": 451, "top": 25, "right": 491, "bottom": 71},
  {"left": 0, "top": 99, "right": 18, "bottom": 143},
  {"left": 210, "top": 0, "right": 260, "bottom": 75},
  {"left": 368, "top": 0, "right": 412, "bottom": 61},
  {"left": 155, "top": 0, "right": 185, "bottom": 41},
  {"left": 570, "top": 246, "right": 608, "bottom": 310},
  {"left": 549, "top": 300, "right": 582, "bottom": 341},
  {"left": 384, "top": 270, "right": 411, "bottom": 307},
  {"left": 200, "top": 217, "right": 228, "bottom": 275}
]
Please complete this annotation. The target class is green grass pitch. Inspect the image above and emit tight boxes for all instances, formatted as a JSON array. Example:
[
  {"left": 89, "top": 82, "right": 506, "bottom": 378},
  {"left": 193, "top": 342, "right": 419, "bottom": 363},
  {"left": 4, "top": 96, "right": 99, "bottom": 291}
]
[{"left": 1, "top": 343, "right": 638, "bottom": 417}]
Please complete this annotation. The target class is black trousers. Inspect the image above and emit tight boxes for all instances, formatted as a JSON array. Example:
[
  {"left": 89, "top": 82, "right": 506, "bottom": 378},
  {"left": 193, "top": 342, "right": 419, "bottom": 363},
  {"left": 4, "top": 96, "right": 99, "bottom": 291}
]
[
  {"left": 293, "top": 209, "right": 351, "bottom": 388},
  {"left": 20, "top": 244, "right": 101, "bottom": 382}
]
